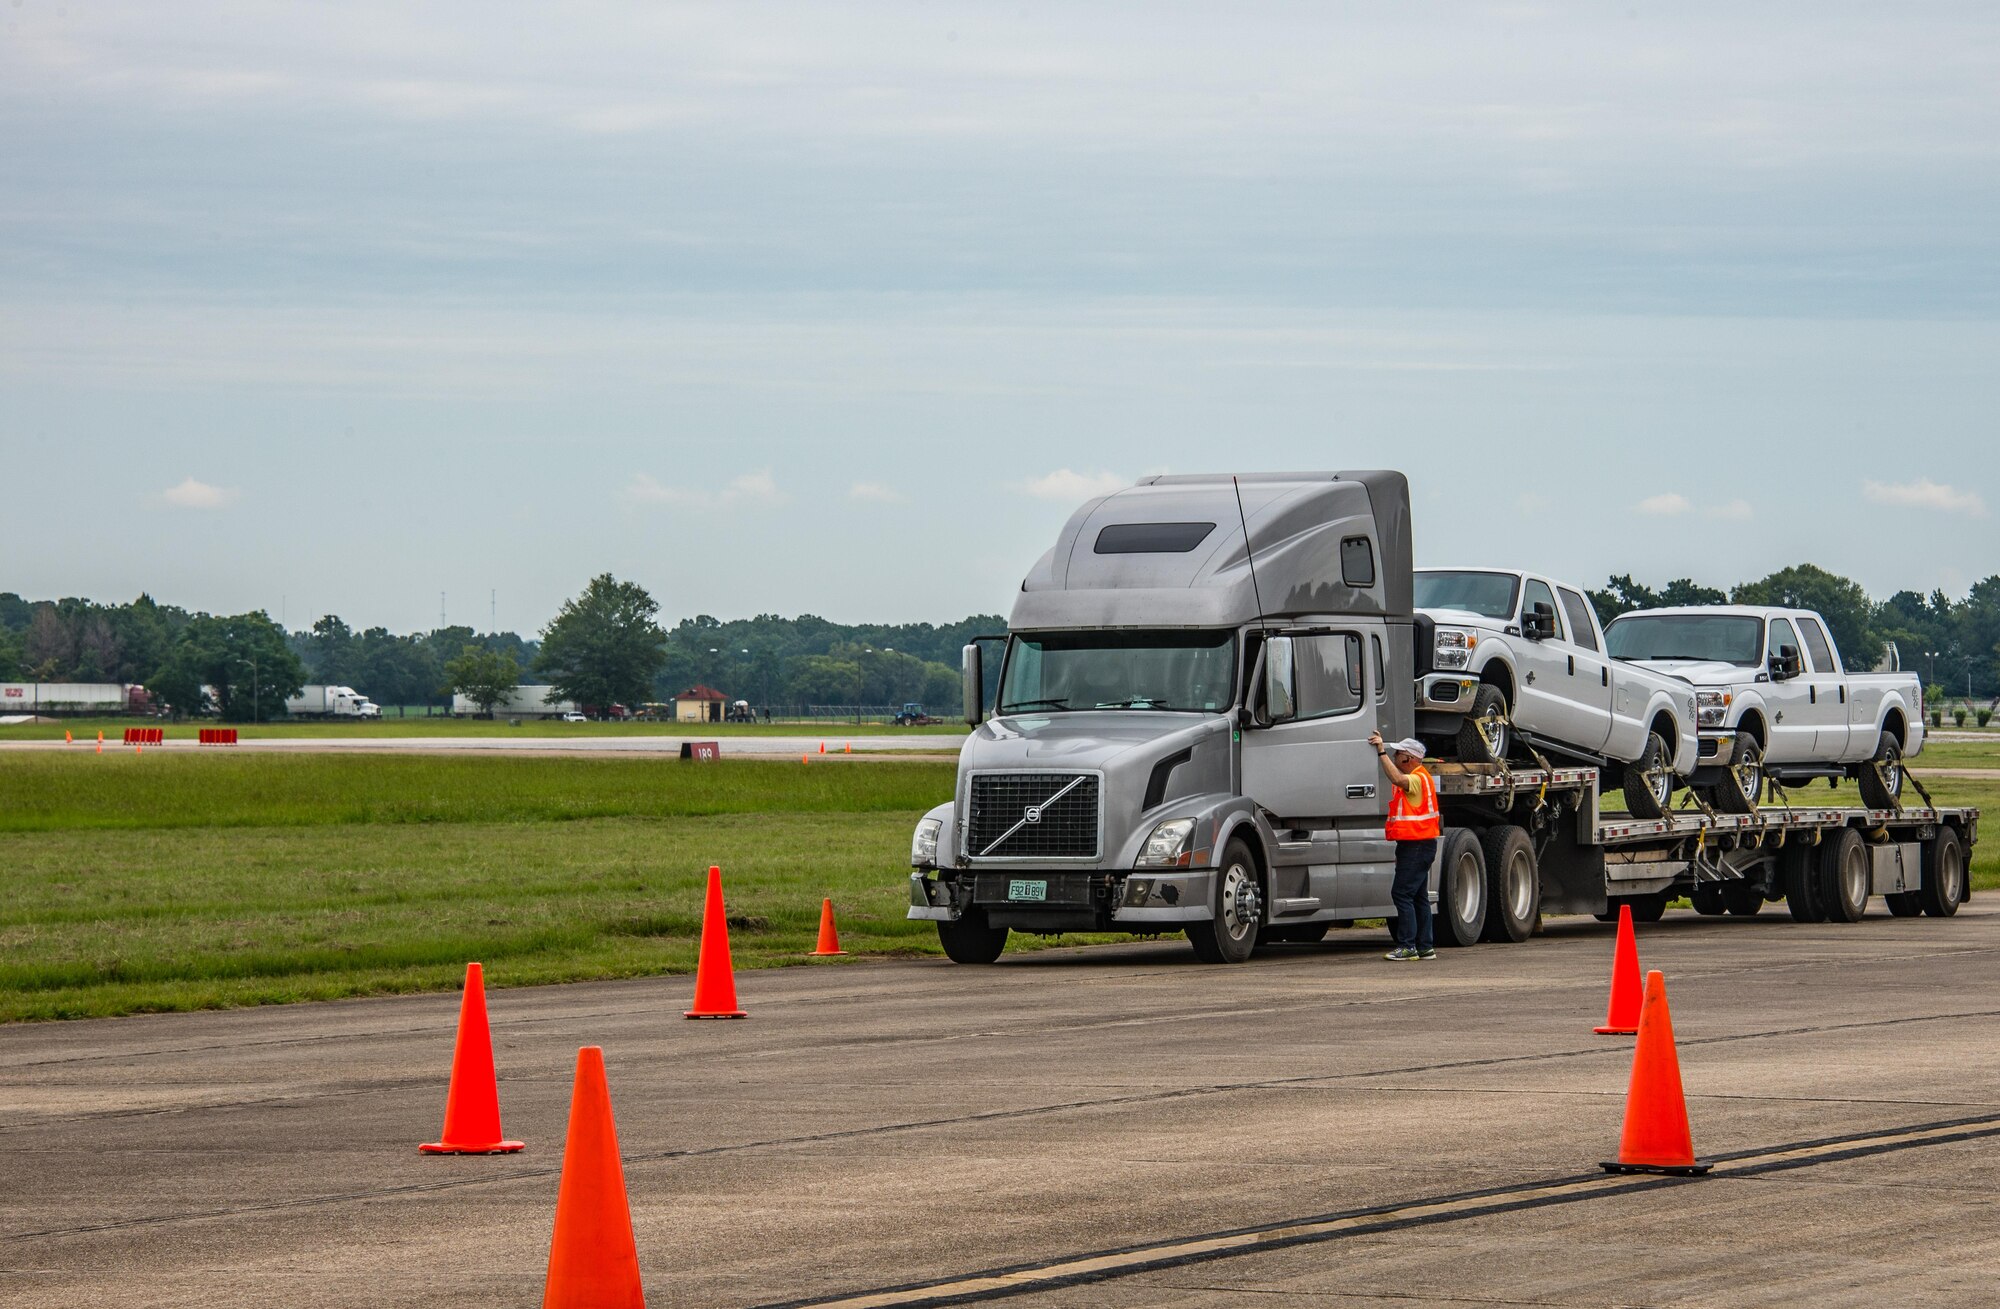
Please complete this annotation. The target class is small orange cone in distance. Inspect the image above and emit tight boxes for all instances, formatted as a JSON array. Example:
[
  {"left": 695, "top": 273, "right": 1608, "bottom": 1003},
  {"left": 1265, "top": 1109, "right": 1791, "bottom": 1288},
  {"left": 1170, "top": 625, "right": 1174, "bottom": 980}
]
[
  {"left": 819, "top": 740, "right": 826, "bottom": 754},
  {"left": 1602, "top": 970, "right": 1711, "bottom": 1176},
  {"left": 813, "top": 898, "right": 847, "bottom": 956},
  {"left": 65, "top": 730, "right": 73, "bottom": 744},
  {"left": 685, "top": 865, "right": 747, "bottom": 1018},
  {"left": 844, "top": 741, "right": 851, "bottom": 754},
  {"left": 420, "top": 962, "right": 525, "bottom": 1154},
  {"left": 542, "top": 1046, "right": 646, "bottom": 1309},
  {"left": 1594, "top": 903, "right": 1642, "bottom": 1035}
]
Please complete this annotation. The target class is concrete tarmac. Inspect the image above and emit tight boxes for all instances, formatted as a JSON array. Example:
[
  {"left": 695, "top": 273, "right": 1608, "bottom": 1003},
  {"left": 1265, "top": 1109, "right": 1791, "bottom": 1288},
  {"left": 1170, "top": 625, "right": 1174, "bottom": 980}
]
[{"left": 5, "top": 906, "right": 1998, "bottom": 1307}]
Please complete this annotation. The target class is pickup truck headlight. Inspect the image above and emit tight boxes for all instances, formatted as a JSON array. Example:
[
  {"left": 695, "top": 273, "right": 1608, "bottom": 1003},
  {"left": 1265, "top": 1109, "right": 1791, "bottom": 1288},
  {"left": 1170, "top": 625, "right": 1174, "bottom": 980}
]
[
  {"left": 1695, "top": 689, "right": 1732, "bottom": 729},
  {"left": 911, "top": 817, "right": 943, "bottom": 866},
  {"left": 1137, "top": 818, "right": 1197, "bottom": 868},
  {"left": 1434, "top": 627, "right": 1476, "bottom": 671}
]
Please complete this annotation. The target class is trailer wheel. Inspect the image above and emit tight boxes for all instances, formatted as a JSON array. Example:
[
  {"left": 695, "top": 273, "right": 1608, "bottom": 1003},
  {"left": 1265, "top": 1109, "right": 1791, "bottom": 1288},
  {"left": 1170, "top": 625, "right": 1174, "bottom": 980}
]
[
  {"left": 1709, "top": 731, "right": 1763, "bottom": 814},
  {"left": 936, "top": 909, "right": 1009, "bottom": 964},
  {"left": 1433, "top": 828, "right": 1488, "bottom": 948},
  {"left": 1853, "top": 734, "right": 1904, "bottom": 810},
  {"left": 1478, "top": 825, "right": 1539, "bottom": 942},
  {"left": 1918, "top": 827, "right": 1966, "bottom": 918},
  {"left": 1782, "top": 844, "right": 1825, "bottom": 923},
  {"left": 1817, "top": 828, "right": 1870, "bottom": 923},
  {"left": 1721, "top": 884, "right": 1764, "bottom": 916},
  {"left": 1455, "top": 685, "right": 1512, "bottom": 764},
  {"left": 1690, "top": 886, "right": 1727, "bottom": 916},
  {"left": 1188, "top": 838, "right": 1262, "bottom": 963},
  {"left": 1619, "top": 733, "right": 1674, "bottom": 820},
  {"left": 1884, "top": 891, "right": 1923, "bottom": 917}
]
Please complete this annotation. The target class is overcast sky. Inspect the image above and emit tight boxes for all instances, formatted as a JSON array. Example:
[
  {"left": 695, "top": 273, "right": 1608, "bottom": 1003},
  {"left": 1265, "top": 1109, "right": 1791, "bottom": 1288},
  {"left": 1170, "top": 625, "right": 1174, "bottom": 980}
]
[{"left": 3, "top": 2, "right": 1996, "bottom": 634}]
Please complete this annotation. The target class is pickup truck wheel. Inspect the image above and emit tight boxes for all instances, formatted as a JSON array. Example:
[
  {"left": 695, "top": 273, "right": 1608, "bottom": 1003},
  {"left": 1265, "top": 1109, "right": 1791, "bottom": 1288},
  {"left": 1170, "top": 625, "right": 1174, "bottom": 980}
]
[
  {"left": 1721, "top": 884, "right": 1764, "bottom": 916},
  {"left": 1817, "top": 828, "right": 1870, "bottom": 923},
  {"left": 1782, "top": 844, "right": 1825, "bottom": 923},
  {"left": 1710, "top": 732, "right": 1763, "bottom": 814},
  {"left": 1918, "top": 827, "right": 1966, "bottom": 918},
  {"left": 1478, "top": 825, "right": 1538, "bottom": 942},
  {"left": 1690, "top": 886, "right": 1727, "bottom": 916},
  {"left": 1619, "top": 733, "right": 1674, "bottom": 819},
  {"left": 1853, "top": 734, "right": 1904, "bottom": 809},
  {"left": 1455, "top": 685, "right": 1512, "bottom": 764},
  {"left": 936, "top": 909, "right": 1009, "bottom": 964},
  {"left": 1433, "top": 828, "right": 1488, "bottom": 947},
  {"left": 1188, "top": 839, "right": 1261, "bottom": 964}
]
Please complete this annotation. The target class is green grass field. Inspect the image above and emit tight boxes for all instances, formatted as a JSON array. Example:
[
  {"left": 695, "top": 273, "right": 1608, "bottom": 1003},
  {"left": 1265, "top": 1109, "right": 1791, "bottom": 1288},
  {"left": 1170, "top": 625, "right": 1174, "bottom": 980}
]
[{"left": 0, "top": 716, "right": 966, "bottom": 740}]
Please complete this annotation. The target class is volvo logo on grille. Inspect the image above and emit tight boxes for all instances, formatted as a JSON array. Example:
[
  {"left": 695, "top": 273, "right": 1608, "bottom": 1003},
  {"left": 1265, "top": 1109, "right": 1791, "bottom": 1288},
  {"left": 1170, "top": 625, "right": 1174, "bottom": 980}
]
[{"left": 1023, "top": 805, "right": 1043, "bottom": 824}]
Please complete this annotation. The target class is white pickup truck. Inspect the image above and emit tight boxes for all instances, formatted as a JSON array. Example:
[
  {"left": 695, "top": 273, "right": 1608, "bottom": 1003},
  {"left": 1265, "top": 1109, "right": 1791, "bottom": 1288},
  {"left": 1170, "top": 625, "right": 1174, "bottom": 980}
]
[
  {"left": 1412, "top": 568, "right": 1699, "bottom": 819},
  {"left": 1603, "top": 605, "right": 1926, "bottom": 813}
]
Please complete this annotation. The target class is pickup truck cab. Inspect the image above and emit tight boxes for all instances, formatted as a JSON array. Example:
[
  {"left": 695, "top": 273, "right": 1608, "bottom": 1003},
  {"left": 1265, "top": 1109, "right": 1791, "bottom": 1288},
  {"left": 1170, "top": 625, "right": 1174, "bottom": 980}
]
[
  {"left": 1603, "top": 605, "right": 1925, "bottom": 812},
  {"left": 1412, "top": 568, "right": 1699, "bottom": 818}
]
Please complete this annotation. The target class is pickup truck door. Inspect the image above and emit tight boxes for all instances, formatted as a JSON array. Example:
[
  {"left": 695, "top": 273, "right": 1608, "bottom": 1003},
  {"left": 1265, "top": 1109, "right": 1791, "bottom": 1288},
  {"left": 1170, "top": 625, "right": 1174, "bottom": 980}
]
[
  {"left": 1239, "top": 626, "right": 1394, "bottom": 916},
  {"left": 1511, "top": 577, "right": 1591, "bottom": 751},
  {"left": 1557, "top": 586, "right": 1616, "bottom": 753},
  {"left": 1793, "top": 616, "right": 1855, "bottom": 760},
  {"left": 1762, "top": 616, "right": 1814, "bottom": 764}
]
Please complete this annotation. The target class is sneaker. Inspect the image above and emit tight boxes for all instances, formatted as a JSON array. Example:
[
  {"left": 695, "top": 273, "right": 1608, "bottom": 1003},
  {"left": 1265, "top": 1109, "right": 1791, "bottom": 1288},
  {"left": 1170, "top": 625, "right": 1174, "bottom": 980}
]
[
  {"left": 1383, "top": 947, "right": 1419, "bottom": 961},
  {"left": 1415, "top": 948, "right": 1438, "bottom": 961}
]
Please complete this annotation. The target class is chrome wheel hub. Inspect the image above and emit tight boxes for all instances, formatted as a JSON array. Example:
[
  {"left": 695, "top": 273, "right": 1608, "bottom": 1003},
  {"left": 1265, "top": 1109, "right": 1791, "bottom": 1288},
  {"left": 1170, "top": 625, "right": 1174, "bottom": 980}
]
[{"left": 1219, "top": 864, "right": 1262, "bottom": 939}]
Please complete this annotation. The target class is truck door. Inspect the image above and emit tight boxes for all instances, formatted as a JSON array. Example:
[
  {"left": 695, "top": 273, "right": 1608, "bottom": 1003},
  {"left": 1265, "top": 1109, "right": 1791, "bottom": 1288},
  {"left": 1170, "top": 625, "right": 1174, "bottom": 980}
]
[
  {"left": 1763, "top": 616, "right": 1813, "bottom": 763},
  {"left": 1557, "top": 586, "right": 1615, "bottom": 752},
  {"left": 1794, "top": 616, "right": 1853, "bottom": 759},
  {"left": 1512, "top": 577, "right": 1587, "bottom": 749}
]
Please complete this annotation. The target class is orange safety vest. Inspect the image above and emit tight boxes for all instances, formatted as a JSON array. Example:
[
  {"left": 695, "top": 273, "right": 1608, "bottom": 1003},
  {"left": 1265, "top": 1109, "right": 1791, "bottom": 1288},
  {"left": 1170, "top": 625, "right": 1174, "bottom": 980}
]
[{"left": 1385, "top": 764, "right": 1441, "bottom": 841}]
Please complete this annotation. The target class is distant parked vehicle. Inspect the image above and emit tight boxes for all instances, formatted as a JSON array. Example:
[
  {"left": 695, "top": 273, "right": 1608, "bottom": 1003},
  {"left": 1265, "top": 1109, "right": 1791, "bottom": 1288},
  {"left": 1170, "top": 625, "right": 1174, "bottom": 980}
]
[
  {"left": 559, "top": 711, "right": 587, "bottom": 723},
  {"left": 0, "top": 682, "right": 159, "bottom": 717},
  {"left": 894, "top": 702, "right": 944, "bottom": 727},
  {"left": 1605, "top": 605, "right": 1926, "bottom": 812},
  {"left": 285, "top": 685, "right": 381, "bottom": 719}
]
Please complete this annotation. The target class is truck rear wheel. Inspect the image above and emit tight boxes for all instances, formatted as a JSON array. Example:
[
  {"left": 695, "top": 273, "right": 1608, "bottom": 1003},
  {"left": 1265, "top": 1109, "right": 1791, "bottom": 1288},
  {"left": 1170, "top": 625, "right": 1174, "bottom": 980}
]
[
  {"left": 1817, "top": 828, "right": 1870, "bottom": 923},
  {"left": 1853, "top": 734, "right": 1904, "bottom": 810},
  {"left": 1690, "top": 886, "right": 1726, "bottom": 915},
  {"left": 1433, "top": 828, "right": 1488, "bottom": 947},
  {"left": 1782, "top": 844, "right": 1825, "bottom": 923},
  {"left": 1188, "top": 839, "right": 1262, "bottom": 964},
  {"left": 936, "top": 908, "right": 1009, "bottom": 964},
  {"left": 1722, "top": 883, "right": 1764, "bottom": 916},
  {"left": 1919, "top": 827, "right": 1966, "bottom": 918},
  {"left": 1619, "top": 733, "right": 1674, "bottom": 819},
  {"left": 1884, "top": 891, "right": 1923, "bottom": 917},
  {"left": 1455, "top": 685, "right": 1512, "bottom": 764},
  {"left": 1709, "top": 731, "right": 1763, "bottom": 814},
  {"left": 1478, "top": 825, "right": 1539, "bottom": 942}
]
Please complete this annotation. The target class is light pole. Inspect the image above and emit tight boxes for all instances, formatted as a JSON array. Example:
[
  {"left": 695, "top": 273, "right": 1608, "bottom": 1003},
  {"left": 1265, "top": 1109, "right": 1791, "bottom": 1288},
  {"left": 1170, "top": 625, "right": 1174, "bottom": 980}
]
[{"left": 232, "top": 654, "right": 260, "bottom": 724}]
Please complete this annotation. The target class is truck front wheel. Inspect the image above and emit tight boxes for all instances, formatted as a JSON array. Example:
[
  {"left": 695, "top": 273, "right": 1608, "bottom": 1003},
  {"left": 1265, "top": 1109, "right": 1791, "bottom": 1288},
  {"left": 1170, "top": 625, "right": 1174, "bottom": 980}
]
[
  {"left": 1708, "top": 731, "right": 1763, "bottom": 814},
  {"left": 936, "top": 909, "right": 1009, "bottom": 964},
  {"left": 1853, "top": 734, "right": 1904, "bottom": 810},
  {"left": 1455, "top": 685, "right": 1512, "bottom": 764},
  {"left": 1188, "top": 839, "right": 1262, "bottom": 964},
  {"left": 1619, "top": 733, "right": 1674, "bottom": 819}
]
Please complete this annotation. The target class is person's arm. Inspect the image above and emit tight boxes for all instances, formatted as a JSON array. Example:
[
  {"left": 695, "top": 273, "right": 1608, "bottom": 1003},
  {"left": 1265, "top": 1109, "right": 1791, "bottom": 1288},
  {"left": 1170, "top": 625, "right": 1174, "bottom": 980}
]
[{"left": 1368, "top": 732, "right": 1423, "bottom": 798}]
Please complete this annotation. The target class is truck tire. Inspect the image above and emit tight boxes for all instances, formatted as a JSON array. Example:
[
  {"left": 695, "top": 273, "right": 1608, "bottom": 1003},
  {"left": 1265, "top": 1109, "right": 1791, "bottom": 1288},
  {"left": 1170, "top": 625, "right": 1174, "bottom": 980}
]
[
  {"left": 1918, "top": 827, "right": 1967, "bottom": 918},
  {"left": 1709, "top": 731, "right": 1763, "bottom": 814},
  {"left": 1883, "top": 891, "right": 1923, "bottom": 917},
  {"left": 1455, "top": 685, "right": 1512, "bottom": 764},
  {"left": 1433, "top": 828, "right": 1488, "bottom": 948},
  {"left": 936, "top": 909, "right": 1009, "bottom": 964},
  {"left": 1817, "top": 828, "right": 1870, "bottom": 923},
  {"left": 1721, "top": 884, "right": 1764, "bottom": 916},
  {"left": 1853, "top": 733, "right": 1904, "bottom": 810},
  {"left": 1479, "top": 825, "right": 1539, "bottom": 942},
  {"left": 1690, "top": 886, "right": 1727, "bottom": 916},
  {"left": 1619, "top": 733, "right": 1674, "bottom": 820},
  {"left": 1782, "top": 843, "right": 1825, "bottom": 923},
  {"left": 1188, "top": 838, "right": 1262, "bottom": 964}
]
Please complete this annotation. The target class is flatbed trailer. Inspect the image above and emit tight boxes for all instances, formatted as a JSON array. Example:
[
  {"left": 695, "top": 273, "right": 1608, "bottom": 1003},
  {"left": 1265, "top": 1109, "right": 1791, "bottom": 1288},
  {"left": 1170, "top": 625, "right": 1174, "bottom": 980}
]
[{"left": 1425, "top": 761, "right": 1978, "bottom": 943}]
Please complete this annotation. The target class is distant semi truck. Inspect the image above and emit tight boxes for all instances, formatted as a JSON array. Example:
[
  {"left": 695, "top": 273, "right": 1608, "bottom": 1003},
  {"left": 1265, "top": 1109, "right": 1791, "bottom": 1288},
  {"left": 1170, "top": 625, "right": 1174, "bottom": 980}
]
[
  {"left": 0, "top": 682, "right": 159, "bottom": 716},
  {"left": 285, "top": 685, "right": 382, "bottom": 718},
  {"left": 451, "top": 685, "right": 581, "bottom": 718}
]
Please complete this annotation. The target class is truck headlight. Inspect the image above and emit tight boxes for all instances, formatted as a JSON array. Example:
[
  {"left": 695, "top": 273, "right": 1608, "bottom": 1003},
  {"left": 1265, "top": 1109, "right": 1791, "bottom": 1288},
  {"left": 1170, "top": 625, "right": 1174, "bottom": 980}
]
[
  {"left": 1137, "top": 818, "right": 1197, "bottom": 868},
  {"left": 1434, "top": 627, "right": 1476, "bottom": 671},
  {"left": 911, "top": 817, "right": 943, "bottom": 866},
  {"left": 1695, "top": 689, "right": 1731, "bottom": 729}
]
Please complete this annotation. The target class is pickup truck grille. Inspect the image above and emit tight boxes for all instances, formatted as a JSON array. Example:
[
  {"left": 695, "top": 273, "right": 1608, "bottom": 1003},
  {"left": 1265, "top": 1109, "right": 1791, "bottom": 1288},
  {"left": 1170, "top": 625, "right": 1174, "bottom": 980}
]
[{"left": 966, "top": 772, "right": 1100, "bottom": 859}]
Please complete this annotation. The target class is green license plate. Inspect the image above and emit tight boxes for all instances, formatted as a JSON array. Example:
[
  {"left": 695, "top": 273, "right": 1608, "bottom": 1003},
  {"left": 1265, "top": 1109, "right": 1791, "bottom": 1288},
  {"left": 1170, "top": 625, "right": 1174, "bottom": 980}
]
[{"left": 1007, "top": 879, "right": 1048, "bottom": 902}]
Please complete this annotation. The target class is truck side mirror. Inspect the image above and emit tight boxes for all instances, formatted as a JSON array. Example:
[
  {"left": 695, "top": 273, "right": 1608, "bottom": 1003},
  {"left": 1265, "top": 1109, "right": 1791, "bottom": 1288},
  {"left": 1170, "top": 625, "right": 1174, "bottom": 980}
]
[
  {"left": 1770, "top": 645, "right": 1801, "bottom": 680},
  {"left": 1262, "top": 636, "right": 1298, "bottom": 724},
  {"left": 1523, "top": 603, "right": 1556, "bottom": 641},
  {"left": 961, "top": 643, "right": 984, "bottom": 726}
]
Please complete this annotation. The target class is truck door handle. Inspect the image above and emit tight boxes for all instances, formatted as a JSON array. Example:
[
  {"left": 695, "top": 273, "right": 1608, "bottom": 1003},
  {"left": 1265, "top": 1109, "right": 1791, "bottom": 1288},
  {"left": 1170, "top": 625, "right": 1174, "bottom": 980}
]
[
  {"left": 1810, "top": 687, "right": 1817, "bottom": 704},
  {"left": 1347, "top": 784, "right": 1375, "bottom": 799},
  {"left": 1567, "top": 655, "right": 1575, "bottom": 675},
  {"left": 1601, "top": 667, "right": 1609, "bottom": 687},
  {"left": 1839, "top": 687, "right": 1846, "bottom": 704}
]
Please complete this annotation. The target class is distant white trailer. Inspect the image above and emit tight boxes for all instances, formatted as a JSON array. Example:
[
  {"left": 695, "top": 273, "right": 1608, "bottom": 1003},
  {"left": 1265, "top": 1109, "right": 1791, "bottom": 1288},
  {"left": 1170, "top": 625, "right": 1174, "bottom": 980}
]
[
  {"left": 285, "top": 685, "right": 382, "bottom": 718},
  {"left": 454, "top": 685, "right": 578, "bottom": 718},
  {"left": 0, "top": 682, "right": 149, "bottom": 715}
]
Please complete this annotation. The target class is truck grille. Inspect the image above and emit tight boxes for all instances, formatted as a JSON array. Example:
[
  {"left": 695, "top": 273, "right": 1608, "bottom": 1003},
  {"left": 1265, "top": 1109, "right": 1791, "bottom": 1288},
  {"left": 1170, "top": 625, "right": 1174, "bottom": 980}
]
[{"left": 966, "top": 773, "right": 1100, "bottom": 859}]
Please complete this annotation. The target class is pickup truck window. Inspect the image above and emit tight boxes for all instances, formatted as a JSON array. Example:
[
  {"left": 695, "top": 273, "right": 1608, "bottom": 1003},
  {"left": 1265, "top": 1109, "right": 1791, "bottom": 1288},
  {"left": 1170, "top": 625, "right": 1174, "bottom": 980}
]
[
  {"left": 1522, "top": 579, "right": 1563, "bottom": 638},
  {"left": 1768, "top": 617, "right": 1800, "bottom": 664},
  {"left": 1296, "top": 634, "right": 1364, "bottom": 720},
  {"left": 1558, "top": 588, "right": 1599, "bottom": 651},
  {"left": 1797, "top": 618, "right": 1839, "bottom": 673},
  {"left": 1605, "top": 613, "right": 1762, "bottom": 665},
  {"left": 998, "top": 630, "right": 1235, "bottom": 714},
  {"left": 1413, "top": 570, "right": 1520, "bottom": 620}
]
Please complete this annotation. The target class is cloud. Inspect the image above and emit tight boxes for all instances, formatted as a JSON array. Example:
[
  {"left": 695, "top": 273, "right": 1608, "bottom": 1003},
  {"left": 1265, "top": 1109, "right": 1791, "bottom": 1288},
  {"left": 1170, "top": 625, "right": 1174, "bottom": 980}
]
[
  {"left": 1704, "top": 499, "right": 1754, "bottom": 521},
  {"left": 1635, "top": 492, "right": 1691, "bottom": 516},
  {"left": 161, "top": 477, "right": 238, "bottom": 509},
  {"left": 622, "top": 469, "right": 786, "bottom": 508},
  {"left": 848, "top": 480, "right": 908, "bottom": 504},
  {"left": 1019, "top": 469, "right": 1128, "bottom": 502},
  {"left": 1863, "top": 478, "right": 1985, "bottom": 516}
]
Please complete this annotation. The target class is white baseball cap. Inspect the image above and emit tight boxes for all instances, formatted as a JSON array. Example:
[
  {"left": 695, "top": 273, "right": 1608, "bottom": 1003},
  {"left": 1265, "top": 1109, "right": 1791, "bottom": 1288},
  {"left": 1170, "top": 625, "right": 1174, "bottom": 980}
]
[{"left": 1387, "top": 737, "right": 1427, "bottom": 759}]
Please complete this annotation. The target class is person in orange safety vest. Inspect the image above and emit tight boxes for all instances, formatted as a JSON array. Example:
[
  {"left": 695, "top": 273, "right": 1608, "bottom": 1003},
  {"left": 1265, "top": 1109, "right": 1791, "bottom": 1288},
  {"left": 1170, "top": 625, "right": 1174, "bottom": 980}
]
[{"left": 1370, "top": 731, "right": 1440, "bottom": 960}]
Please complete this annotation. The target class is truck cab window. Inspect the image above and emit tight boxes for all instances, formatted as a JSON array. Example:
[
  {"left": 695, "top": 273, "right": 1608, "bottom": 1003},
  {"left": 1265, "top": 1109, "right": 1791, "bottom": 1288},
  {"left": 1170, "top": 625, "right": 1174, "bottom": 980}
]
[
  {"left": 1558, "top": 589, "right": 1599, "bottom": 651},
  {"left": 1768, "top": 617, "right": 1800, "bottom": 664},
  {"left": 1797, "top": 618, "right": 1839, "bottom": 673},
  {"left": 1522, "top": 579, "right": 1564, "bottom": 640},
  {"left": 1372, "top": 635, "right": 1386, "bottom": 703},
  {"left": 1295, "top": 634, "right": 1364, "bottom": 720}
]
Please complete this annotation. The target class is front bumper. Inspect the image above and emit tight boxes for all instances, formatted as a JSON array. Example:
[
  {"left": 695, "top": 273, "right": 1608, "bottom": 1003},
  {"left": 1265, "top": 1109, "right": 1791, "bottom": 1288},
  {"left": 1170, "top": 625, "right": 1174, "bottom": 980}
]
[
  {"left": 1418, "top": 673, "right": 1480, "bottom": 715},
  {"left": 908, "top": 869, "right": 1216, "bottom": 925},
  {"left": 1696, "top": 732, "right": 1738, "bottom": 766}
]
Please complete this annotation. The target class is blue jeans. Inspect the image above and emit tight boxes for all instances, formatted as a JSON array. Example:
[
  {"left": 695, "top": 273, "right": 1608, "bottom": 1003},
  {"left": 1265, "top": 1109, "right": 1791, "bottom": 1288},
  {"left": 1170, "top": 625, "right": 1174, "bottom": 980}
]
[{"left": 1391, "top": 838, "right": 1438, "bottom": 951}]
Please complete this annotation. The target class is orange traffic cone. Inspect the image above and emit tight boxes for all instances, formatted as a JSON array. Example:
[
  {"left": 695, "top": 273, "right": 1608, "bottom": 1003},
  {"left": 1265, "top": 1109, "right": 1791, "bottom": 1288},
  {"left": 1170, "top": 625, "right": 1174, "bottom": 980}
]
[
  {"left": 542, "top": 1046, "right": 645, "bottom": 1309},
  {"left": 1602, "top": 970, "right": 1710, "bottom": 1175},
  {"left": 420, "top": 962, "right": 525, "bottom": 1154},
  {"left": 844, "top": 741, "right": 851, "bottom": 754},
  {"left": 819, "top": 740, "right": 826, "bottom": 754},
  {"left": 801, "top": 753, "right": 809, "bottom": 765},
  {"left": 65, "top": 730, "right": 73, "bottom": 744},
  {"left": 812, "top": 898, "right": 847, "bottom": 956},
  {"left": 685, "top": 865, "right": 747, "bottom": 1018},
  {"left": 1593, "top": 903, "right": 1642, "bottom": 1035}
]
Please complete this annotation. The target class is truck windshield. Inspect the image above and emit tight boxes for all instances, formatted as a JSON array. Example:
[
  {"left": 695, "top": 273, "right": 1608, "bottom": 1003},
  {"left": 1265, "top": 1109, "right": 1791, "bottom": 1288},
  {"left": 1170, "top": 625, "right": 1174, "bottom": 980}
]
[
  {"left": 1413, "top": 570, "right": 1520, "bottom": 620},
  {"left": 998, "top": 631, "right": 1236, "bottom": 714},
  {"left": 1604, "top": 614, "right": 1764, "bottom": 665}
]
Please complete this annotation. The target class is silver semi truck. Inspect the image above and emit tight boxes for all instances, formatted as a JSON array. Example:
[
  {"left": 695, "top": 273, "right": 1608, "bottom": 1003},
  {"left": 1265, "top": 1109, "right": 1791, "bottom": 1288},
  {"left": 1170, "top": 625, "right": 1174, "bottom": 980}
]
[{"left": 907, "top": 470, "right": 1979, "bottom": 963}]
